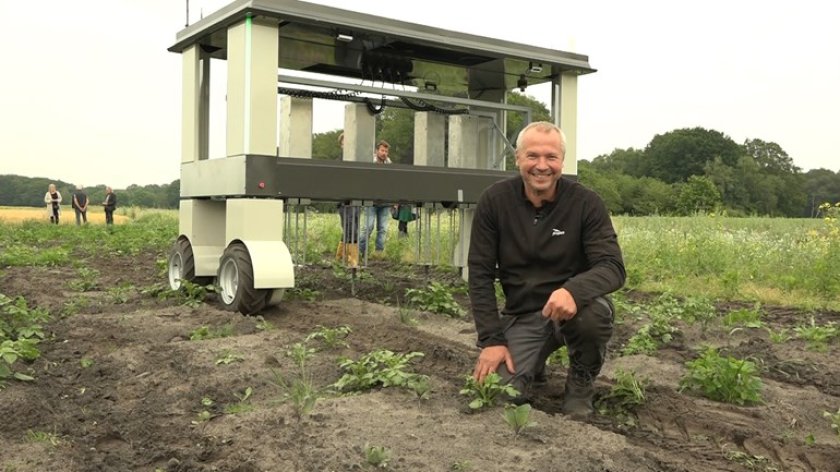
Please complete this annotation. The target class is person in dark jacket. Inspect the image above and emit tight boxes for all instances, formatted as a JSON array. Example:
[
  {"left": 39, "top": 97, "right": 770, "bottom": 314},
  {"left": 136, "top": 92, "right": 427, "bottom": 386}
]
[
  {"left": 103, "top": 186, "right": 117, "bottom": 225},
  {"left": 72, "top": 185, "right": 88, "bottom": 225},
  {"left": 468, "top": 121, "right": 625, "bottom": 417}
]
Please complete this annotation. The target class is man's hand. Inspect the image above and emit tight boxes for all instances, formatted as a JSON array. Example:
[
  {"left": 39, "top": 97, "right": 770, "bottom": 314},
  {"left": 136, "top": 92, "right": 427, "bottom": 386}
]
[
  {"left": 541, "top": 287, "right": 578, "bottom": 322},
  {"left": 473, "top": 345, "right": 515, "bottom": 383}
]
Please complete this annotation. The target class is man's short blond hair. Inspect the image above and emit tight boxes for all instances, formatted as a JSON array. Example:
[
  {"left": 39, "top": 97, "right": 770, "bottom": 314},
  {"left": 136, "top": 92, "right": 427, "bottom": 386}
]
[{"left": 515, "top": 121, "right": 566, "bottom": 157}]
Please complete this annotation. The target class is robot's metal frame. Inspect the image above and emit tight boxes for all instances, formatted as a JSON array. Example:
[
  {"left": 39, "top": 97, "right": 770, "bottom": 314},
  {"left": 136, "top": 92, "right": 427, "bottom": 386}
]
[{"left": 166, "top": 0, "right": 594, "bottom": 314}]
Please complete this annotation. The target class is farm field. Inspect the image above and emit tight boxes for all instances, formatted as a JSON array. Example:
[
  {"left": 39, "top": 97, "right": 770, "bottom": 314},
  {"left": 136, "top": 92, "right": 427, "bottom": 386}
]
[{"left": 1, "top": 212, "right": 839, "bottom": 472}]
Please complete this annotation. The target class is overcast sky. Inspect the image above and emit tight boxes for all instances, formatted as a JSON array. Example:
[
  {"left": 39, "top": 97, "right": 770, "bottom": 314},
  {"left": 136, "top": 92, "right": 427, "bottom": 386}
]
[{"left": 1, "top": 0, "right": 837, "bottom": 188}]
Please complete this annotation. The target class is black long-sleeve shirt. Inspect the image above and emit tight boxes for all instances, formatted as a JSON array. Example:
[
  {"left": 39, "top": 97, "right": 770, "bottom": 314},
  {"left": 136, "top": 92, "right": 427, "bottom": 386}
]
[{"left": 468, "top": 176, "right": 626, "bottom": 348}]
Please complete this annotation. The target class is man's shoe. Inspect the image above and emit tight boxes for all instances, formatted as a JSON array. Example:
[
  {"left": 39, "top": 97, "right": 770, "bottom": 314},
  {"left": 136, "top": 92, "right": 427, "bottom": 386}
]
[
  {"left": 533, "top": 370, "right": 548, "bottom": 387},
  {"left": 561, "top": 372, "right": 595, "bottom": 418}
]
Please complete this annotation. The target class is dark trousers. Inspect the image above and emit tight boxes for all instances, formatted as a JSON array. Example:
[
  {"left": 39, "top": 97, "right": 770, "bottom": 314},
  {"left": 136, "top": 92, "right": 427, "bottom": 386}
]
[
  {"left": 105, "top": 209, "right": 114, "bottom": 225},
  {"left": 50, "top": 207, "right": 60, "bottom": 224},
  {"left": 496, "top": 297, "right": 614, "bottom": 396}
]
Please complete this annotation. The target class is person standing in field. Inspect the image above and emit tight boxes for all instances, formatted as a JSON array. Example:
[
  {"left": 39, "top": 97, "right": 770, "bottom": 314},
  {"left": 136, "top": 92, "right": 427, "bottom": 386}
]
[
  {"left": 44, "top": 183, "right": 62, "bottom": 224},
  {"left": 335, "top": 133, "right": 361, "bottom": 267},
  {"left": 72, "top": 185, "right": 89, "bottom": 225},
  {"left": 102, "top": 186, "right": 117, "bottom": 225},
  {"left": 468, "top": 121, "right": 625, "bottom": 418},
  {"left": 359, "top": 140, "right": 392, "bottom": 257}
]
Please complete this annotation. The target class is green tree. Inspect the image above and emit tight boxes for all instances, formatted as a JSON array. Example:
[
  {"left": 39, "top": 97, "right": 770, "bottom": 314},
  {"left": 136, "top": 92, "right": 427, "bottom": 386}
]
[
  {"left": 312, "top": 129, "right": 343, "bottom": 161},
  {"left": 590, "top": 148, "right": 647, "bottom": 178},
  {"left": 644, "top": 128, "right": 742, "bottom": 183},
  {"left": 743, "top": 138, "right": 799, "bottom": 174},
  {"left": 676, "top": 175, "right": 721, "bottom": 215}
]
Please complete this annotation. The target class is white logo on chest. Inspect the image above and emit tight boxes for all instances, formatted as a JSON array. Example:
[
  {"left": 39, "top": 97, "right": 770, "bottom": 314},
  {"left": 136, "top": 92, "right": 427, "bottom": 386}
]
[{"left": 551, "top": 228, "right": 565, "bottom": 237}]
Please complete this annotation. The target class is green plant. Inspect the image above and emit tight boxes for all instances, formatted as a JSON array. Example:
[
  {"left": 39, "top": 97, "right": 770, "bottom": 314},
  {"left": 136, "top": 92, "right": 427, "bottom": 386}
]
[
  {"left": 679, "top": 347, "right": 763, "bottom": 405},
  {"left": 194, "top": 396, "right": 215, "bottom": 423},
  {"left": 721, "top": 445, "right": 779, "bottom": 471},
  {"left": 79, "top": 357, "right": 94, "bottom": 368},
  {"left": 60, "top": 296, "right": 92, "bottom": 317},
  {"left": 285, "top": 287, "right": 321, "bottom": 301},
  {"left": 450, "top": 460, "right": 473, "bottom": 471},
  {"left": 214, "top": 350, "right": 244, "bottom": 365},
  {"left": 723, "top": 303, "right": 764, "bottom": 329},
  {"left": 502, "top": 403, "right": 536, "bottom": 438},
  {"left": 622, "top": 308, "right": 679, "bottom": 356},
  {"left": 395, "top": 304, "right": 418, "bottom": 326},
  {"left": 67, "top": 267, "right": 100, "bottom": 292},
  {"left": 459, "top": 373, "right": 520, "bottom": 410},
  {"left": 272, "top": 370, "right": 319, "bottom": 420},
  {"left": 407, "top": 374, "right": 431, "bottom": 400},
  {"left": 25, "top": 430, "right": 61, "bottom": 446},
  {"left": 793, "top": 317, "right": 838, "bottom": 351},
  {"left": 405, "top": 281, "right": 464, "bottom": 318},
  {"left": 804, "top": 433, "right": 816, "bottom": 446},
  {"left": 286, "top": 342, "right": 316, "bottom": 370},
  {"left": 177, "top": 279, "right": 215, "bottom": 308},
  {"left": 767, "top": 327, "right": 792, "bottom": 343},
  {"left": 305, "top": 325, "right": 352, "bottom": 350},
  {"left": 107, "top": 284, "right": 133, "bottom": 304},
  {"left": 332, "top": 350, "right": 424, "bottom": 393},
  {"left": 189, "top": 324, "right": 234, "bottom": 341},
  {"left": 595, "top": 369, "right": 648, "bottom": 423},
  {"left": 545, "top": 345, "right": 569, "bottom": 367},
  {"left": 363, "top": 444, "right": 391, "bottom": 469},
  {"left": 824, "top": 407, "right": 840, "bottom": 441},
  {"left": 224, "top": 387, "right": 254, "bottom": 414},
  {"left": 254, "top": 315, "right": 274, "bottom": 331}
]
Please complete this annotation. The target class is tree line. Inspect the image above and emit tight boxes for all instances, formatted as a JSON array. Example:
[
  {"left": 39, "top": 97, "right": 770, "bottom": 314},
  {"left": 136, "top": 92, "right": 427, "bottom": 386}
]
[
  {"left": 3, "top": 93, "right": 837, "bottom": 216},
  {"left": 0, "top": 176, "right": 180, "bottom": 209}
]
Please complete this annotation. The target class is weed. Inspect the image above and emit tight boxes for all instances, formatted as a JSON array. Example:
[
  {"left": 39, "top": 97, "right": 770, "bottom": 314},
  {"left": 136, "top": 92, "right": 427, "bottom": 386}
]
[
  {"left": 545, "top": 346, "right": 569, "bottom": 368},
  {"left": 407, "top": 374, "right": 432, "bottom": 400},
  {"left": 286, "top": 342, "right": 316, "bottom": 370},
  {"left": 67, "top": 267, "right": 100, "bottom": 292},
  {"left": 502, "top": 403, "right": 536, "bottom": 438},
  {"left": 723, "top": 303, "right": 764, "bottom": 329},
  {"left": 332, "top": 350, "right": 424, "bottom": 393},
  {"left": 395, "top": 300, "right": 418, "bottom": 326},
  {"left": 224, "top": 387, "right": 254, "bottom": 414},
  {"left": 825, "top": 407, "right": 840, "bottom": 441},
  {"left": 793, "top": 317, "right": 838, "bottom": 351},
  {"left": 79, "top": 357, "right": 94, "bottom": 368},
  {"left": 254, "top": 315, "right": 274, "bottom": 331},
  {"left": 193, "top": 397, "right": 215, "bottom": 423},
  {"left": 271, "top": 370, "right": 319, "bottom": 420},
  {"left": 767, "top": 327, "right": 792, "bottom": 343},
  {"left": 596, "top": 370, "right": 648, "bottom": 424},
  {"left": 25, "top": 430, "right": 61, "bottom": 446},
  {"left": 305, "top": 325, "right": 352, "bottom": 350},
  {"left": 61, "top": 296, "right": 91, "bottom": 317},
  {"left": 177, "top": 279, "right": 214, "bottom": 308},
  {"left": 679, "top": 347, "right": 763, "bottom": 405},
  {"left": 405, "top": 281, "right": 464, "bottom": 318},
  {"left": 459, "top": 373, "right": 520, "bottom": 410},
  {"left": 363, "top": 444, "right": 391, "bottom": 468},
  {"left": 285, "top": 287, "right": 321, "bottom": 301},
  {"left": 804, "top": 433, "right": 816, "bottom": 446},
  {"left": 214, "top": 350, "right": 244, "bottom": 365},
  {"left": 450, "top": 460, "right": 473, "bottom": 471},
  {"left": 189, "top": 324, "right": 234, "bottom": 341},
  {"left": 722, "top": 445, "right": 779, "bottom": 471},
  {"left": 107, "top": 284, "right": 133, "bottom": 304}
]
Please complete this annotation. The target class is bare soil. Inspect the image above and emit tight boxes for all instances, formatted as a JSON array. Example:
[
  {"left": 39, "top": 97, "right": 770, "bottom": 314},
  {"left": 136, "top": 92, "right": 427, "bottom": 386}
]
[{"left": 1, "top": 249, "right": 839, "bottom": 472}]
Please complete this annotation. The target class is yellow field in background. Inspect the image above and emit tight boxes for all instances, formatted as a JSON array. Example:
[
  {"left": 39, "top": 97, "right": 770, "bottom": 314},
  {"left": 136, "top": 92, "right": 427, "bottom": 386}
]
[{"left": 0, "top": 206, "right": 129, "bottom": 224}]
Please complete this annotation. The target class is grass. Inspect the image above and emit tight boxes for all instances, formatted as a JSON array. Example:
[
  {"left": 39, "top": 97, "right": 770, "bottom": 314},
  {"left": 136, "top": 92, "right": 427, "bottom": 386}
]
[{"left": 0, "top": 207, "right": 837, "bottom": 310}]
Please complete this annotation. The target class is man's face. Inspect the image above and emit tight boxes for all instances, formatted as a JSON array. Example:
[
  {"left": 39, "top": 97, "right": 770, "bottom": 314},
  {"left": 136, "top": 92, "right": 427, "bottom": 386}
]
[
  {"left": 376, "top": 145, "right": 389, "bottom": 161},
  {"left": 515, "top": 129, "right": 564, "bottom": 197}
]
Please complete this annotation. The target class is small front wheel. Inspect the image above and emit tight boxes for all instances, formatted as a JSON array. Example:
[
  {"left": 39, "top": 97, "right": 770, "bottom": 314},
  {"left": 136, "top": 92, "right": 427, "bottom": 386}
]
[
  {"left": 216, "top": 243, "right": 270, "bottom": 314},
  {"left": 168, "top": 238, "right": 212, "bottom": 290}
]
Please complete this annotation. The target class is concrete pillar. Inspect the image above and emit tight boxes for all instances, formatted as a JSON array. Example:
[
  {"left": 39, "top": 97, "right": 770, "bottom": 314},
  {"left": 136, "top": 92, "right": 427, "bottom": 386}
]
[
  {"left": 343, "top": 103, "right": 375, "bottom": 162},
  {"left": 413, "top": 112, "right": 445, "bottom": 167},
  {"left": 226, "top": 17, "right": 279, "bottom": 157},
  {"left": 552, "top": 73, "right": 578, "bottom": 176},
  {"left": 278, "top": 96, "right": 313, "bottom": 158}
]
